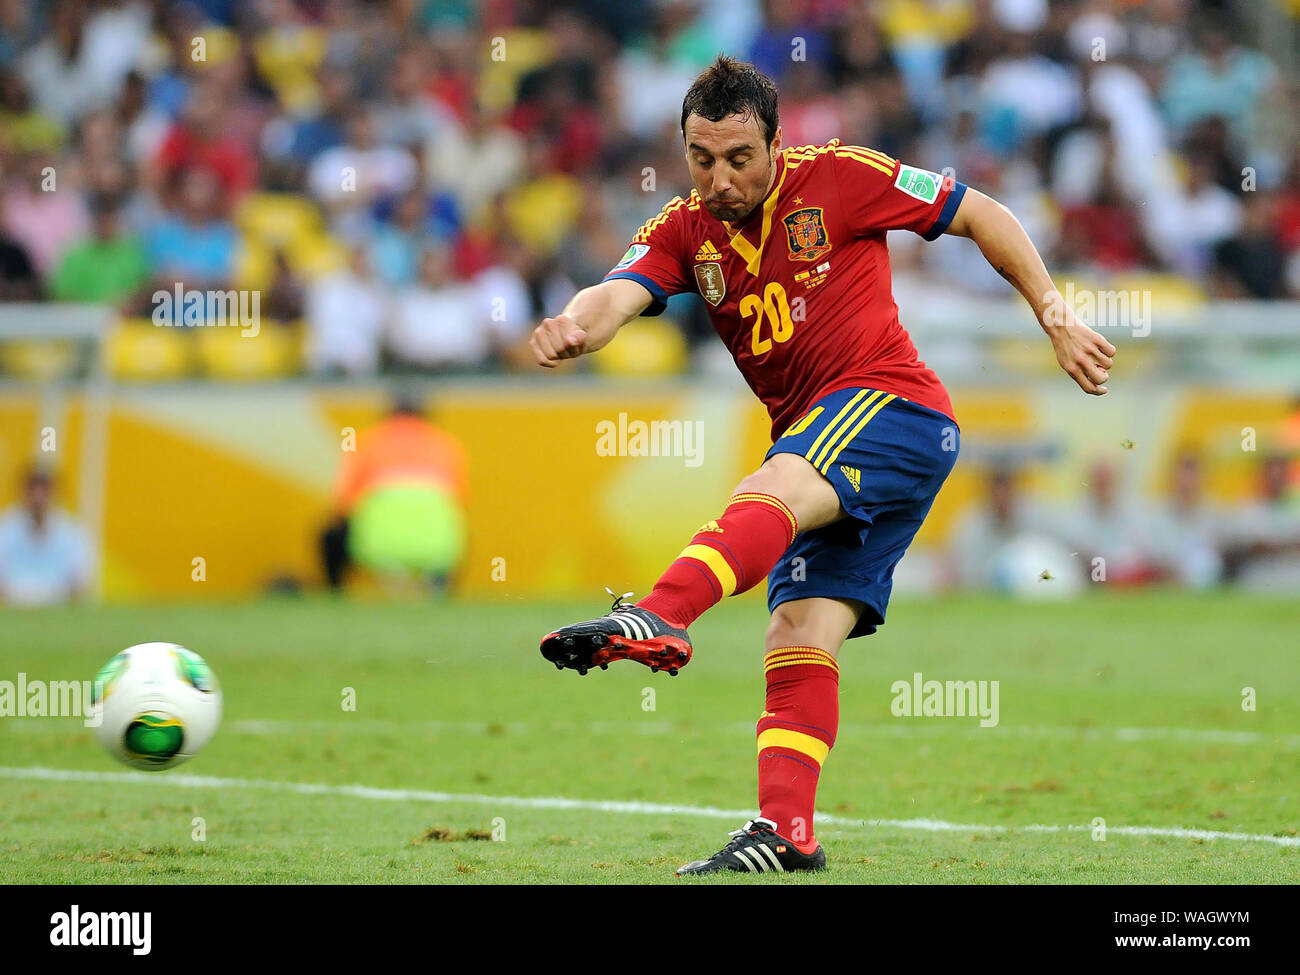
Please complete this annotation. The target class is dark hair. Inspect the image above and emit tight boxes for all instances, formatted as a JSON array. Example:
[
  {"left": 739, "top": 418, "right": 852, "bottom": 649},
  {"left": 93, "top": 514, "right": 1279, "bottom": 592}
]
[{"left": 680, "top": 56, "right": 779, "bottom": 145}]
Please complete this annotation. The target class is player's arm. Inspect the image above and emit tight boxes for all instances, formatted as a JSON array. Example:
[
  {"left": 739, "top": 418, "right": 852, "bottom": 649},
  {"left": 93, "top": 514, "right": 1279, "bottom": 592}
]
[
  {"left": 944, "top": 188, "right": 1115, "bottom": 395},
  {"left": 529, "top": 278, "right": 653, "bottom": 368},
  {"left": 532, "top": 195, "right": 692, "bottom": 368}
]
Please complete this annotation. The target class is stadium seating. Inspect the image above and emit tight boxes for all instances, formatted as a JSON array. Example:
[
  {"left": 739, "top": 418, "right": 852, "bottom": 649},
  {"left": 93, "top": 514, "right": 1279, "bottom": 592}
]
[{"left": 107, "top": 319, "right": 194, "bottom": 381}]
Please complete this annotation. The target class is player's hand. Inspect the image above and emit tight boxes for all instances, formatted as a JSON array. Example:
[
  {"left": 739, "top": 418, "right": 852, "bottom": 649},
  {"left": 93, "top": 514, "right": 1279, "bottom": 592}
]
[
  {"left": 1043, "top": 298, "right": 1115, "bottom": 395},
  {"left": 530, "top": 314, "right": 588, "bottom": 368}
]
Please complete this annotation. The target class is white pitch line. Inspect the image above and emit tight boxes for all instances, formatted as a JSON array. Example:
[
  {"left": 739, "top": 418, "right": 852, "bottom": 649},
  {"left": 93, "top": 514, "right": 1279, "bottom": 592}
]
[{"left": 2, "top": 765, "right": 1296, "bottom": 848}]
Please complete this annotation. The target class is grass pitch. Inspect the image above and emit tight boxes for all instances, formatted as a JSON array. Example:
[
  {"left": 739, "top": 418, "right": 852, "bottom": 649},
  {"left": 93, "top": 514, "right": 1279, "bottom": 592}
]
[{"left": 1, "top": 591, "right": 1297, "bottom": 884}]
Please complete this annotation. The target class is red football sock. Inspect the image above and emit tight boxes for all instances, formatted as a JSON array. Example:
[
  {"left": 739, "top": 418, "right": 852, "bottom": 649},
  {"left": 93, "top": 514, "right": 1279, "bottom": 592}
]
[
  {"left": 756, "top": 646, "right": 839, "bottom": 853},
  {"left": 636, "top": 493, "right": 797, "bottom": 629}
]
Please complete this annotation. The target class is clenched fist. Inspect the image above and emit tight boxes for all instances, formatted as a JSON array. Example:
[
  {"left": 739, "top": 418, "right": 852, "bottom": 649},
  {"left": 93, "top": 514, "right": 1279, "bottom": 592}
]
[
  {"left": 530, "top": 314, "right": 588, "bottom": 368},
  {"left": 1042, "top": 293, "right": 1117, "bottom": 395}
]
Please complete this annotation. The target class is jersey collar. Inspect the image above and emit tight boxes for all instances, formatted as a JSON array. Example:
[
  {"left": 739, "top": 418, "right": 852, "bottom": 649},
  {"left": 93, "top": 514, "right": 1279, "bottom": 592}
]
[{"left": 721, "top": 150, "right": 790, "bottom": 276}]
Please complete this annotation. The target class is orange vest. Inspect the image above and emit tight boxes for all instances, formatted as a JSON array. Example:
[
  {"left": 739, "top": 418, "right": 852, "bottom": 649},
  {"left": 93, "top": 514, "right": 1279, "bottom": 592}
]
[{"left": 336, "top": 415, "right": 468, "bottom": 514}]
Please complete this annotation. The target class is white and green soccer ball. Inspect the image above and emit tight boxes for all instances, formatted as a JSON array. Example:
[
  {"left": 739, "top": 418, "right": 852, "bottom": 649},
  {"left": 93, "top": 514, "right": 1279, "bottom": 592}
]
[{"left": 91, "top": 643, "right": 222, "bottom": 771}]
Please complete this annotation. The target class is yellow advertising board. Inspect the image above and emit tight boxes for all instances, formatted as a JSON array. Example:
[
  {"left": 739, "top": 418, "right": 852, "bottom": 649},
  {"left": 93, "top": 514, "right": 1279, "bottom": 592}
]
[{"left": 0, "top": 383, "right": 1291, "bottom": 600}]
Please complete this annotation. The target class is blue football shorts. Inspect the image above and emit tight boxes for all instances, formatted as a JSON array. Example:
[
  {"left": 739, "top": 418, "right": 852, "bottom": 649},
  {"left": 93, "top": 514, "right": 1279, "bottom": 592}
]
[{"left": 764, "top": 387, "right": 959, "bottom": 639}]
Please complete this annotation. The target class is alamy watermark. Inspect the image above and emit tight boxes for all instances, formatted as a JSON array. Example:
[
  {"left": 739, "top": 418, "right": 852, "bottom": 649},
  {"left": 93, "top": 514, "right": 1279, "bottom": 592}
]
[
  {"left": 596, "top": 412, "right": 704, "bottom": 468},
  {"left": 151, "top": 285, "right": 261, "bottom": 337},
  {"left": 890, "top": 671, "right": 1000, "bottom": 727},
  {"left": 50, "top": 906, "right": 150, "bottom": 955},
  {"left": 0, "top": 674, "right": 102, "bottom": 726},
  {"left": 1043, "top": 283, "right": 1151, "bottom": 338}
]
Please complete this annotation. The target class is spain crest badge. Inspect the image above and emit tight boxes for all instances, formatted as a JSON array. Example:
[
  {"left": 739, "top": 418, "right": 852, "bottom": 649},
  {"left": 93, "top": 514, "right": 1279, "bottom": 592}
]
[{"left": 783, "top": 206, "right": 831, "bottom": 262}]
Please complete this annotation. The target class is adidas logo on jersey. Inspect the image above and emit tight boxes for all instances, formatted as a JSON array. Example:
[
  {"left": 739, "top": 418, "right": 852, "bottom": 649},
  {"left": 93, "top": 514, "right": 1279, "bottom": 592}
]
[
  {"left": 694, "top": 240, "right": 723, "bottom": 261},
  {"left": 696, "top": 519, "right": 724, "bottom": 533},
  {"left": 839, "top": 465, "right": 861, "bottom": 491}
]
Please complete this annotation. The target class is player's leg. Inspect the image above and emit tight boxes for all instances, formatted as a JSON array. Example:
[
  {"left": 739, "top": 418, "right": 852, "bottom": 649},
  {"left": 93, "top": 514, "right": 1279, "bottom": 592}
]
[
  {"left": 320, "top": 516, "right": 350, "bottom": 590},
  {"left": 672, "top": 596, "right": 856, "bottom": 875},
  {"left": 675, "top": 510, "right": 941, "bottom": 876},
  {"left": 635, "top": 390, "right": 914, "bottom": 637},
  {"left": 633, "top": 451, "right": 842, "bottom": 627},
  {"left": 755, "top": 595, "right": 860, "bottom": 844},
  {"left": 540, "top": 448, "right": 842, "bottom": 675},
  {"left": 676, "top": 392, "right": 960, "bottom": 875}
]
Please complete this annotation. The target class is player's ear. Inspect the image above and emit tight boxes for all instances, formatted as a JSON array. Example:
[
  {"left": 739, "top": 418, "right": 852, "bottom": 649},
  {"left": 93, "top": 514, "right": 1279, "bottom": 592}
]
[{"left": 770, "top": 125, "right": 783, "bottom": 159}]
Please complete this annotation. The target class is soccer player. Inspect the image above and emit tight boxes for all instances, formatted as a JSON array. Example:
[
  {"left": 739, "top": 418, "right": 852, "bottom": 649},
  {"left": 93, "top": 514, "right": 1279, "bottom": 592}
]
[{"left": 530, "top": 57, "right": 1115, "bottom": 875}]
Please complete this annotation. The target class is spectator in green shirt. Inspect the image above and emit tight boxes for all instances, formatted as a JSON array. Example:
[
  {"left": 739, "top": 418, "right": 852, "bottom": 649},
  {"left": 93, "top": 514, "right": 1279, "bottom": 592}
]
[{"left": 50, "top": 196, "right": 150, "bottom": 307}]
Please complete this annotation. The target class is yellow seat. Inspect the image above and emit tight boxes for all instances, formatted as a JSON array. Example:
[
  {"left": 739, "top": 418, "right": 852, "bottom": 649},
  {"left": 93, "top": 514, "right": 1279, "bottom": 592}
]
[
  {"left": 0, "top": 339, "right": 79, "bottom": 381},
  {"left": 233, "top": 235, "right": 275, "bottom": 293},
  {"left": 505, "top": 173, "right": 582, "bottom": 256},
  {"left": 193, "top": 26, "right": 239, "bottom": 68},
  {"left": 288, "top": 232, "right": 347, "bottom": 278},
  {"left": 195, "top": 321, "right": 302, "bottom": 379},
  {"left": 1109, "top": 272, "right": 1205, "bottom": 315},
  {"left": 989, "top": 338, "right": 1058, "bottom": 377},
  {"left": 590, "top": 317, "right": 688, "bottom": 376},
  {"left": 477, "top": 28, "right": 554, "bottom": 113},
  {"left": 253, "top": 28, "right": 328, "bottom": 114},
  {"left": 108, "top": 318, "right": 194, "bottom": 380},
  {"left": 234, "top": 193, "right": 324, "bottom": 248}
]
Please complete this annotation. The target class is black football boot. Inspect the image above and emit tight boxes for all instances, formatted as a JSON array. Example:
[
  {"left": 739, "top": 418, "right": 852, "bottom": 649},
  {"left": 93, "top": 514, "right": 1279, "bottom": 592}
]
[
  {"left": 675, "top": 818, "right": 826, "bottom": 875},
  {"left": 540, "top": 588, "right": 693, "bottom": 676}
]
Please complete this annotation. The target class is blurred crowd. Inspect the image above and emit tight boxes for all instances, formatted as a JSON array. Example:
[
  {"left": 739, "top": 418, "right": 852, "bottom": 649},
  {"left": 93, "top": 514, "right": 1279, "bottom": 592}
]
[
  {"left": 946, "top": 436, "right": 1300, "bottom": 594},
  {"left": 0, "top": 0, "right": 1297, "bottom": 377}
]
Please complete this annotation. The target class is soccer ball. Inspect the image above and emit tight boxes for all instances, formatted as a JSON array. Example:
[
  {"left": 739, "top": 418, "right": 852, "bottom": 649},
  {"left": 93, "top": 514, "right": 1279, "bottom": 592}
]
[{"left": 91, "top": 643, "right": 222, "bottom": 771}]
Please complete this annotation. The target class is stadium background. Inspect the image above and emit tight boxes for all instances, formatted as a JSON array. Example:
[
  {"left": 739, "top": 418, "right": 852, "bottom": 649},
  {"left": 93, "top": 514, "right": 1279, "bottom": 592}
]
[{"left": 0, "top": 0, "right": 1297, "bottom": 603}]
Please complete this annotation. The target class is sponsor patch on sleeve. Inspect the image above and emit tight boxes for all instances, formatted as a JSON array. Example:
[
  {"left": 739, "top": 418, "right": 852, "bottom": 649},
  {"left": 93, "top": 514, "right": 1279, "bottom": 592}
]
[
  {"left": 894, "top": 165, "right": 943, "bottom": 204},
  {"left": 610, "top": 243, "right": 650, "bottom": 273}
]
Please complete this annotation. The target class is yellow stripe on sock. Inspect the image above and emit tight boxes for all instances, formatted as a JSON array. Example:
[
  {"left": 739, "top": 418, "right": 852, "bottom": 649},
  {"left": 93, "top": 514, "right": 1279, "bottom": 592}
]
[
  {"left": 757, "top": 727, "right": 830, "bottom": 766},
  {"left": 764, "top": 650, "right": 837, "bottom": 665},
  {"left": 727, "top": 493, "right": 798, "bottom": 542},
  {"left": 764, "top": 646, "right": 839, "bottom": 674},
  {"left": 765, "top": 655, "right": 838, "bottom": 673},
  {"left": 764, "top": 651, "right": 838, "bottom": 667},
  {"left": 677, "top": 543, "right": 736, "bottom": 597},
  {"left": 765, "top": 658, "right": 840, "bottom": 675}
]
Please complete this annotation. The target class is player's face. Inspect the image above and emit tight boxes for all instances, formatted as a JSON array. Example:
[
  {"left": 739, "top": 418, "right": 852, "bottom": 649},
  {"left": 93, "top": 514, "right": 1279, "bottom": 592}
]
[{"left": 684, "top": 113, "right": 782, "bottom": 224}]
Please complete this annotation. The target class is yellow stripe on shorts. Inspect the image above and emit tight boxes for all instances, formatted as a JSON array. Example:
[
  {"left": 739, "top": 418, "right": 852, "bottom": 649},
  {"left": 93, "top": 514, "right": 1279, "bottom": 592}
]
[
  {"left": 820, "top": 394, "right": 896, "bottom": 473},
  {"left": 803, "top": 390, "right": 871, "bottom": 468},
  {"left": 810, "top": 391, "right": 884, "bottom": 471}
]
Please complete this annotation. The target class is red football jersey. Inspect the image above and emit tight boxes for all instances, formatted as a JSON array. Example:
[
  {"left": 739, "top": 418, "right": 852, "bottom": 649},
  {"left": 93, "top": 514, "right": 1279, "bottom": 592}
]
[{"left": 604, "top": 140, "right": 966, "bottom": 440}]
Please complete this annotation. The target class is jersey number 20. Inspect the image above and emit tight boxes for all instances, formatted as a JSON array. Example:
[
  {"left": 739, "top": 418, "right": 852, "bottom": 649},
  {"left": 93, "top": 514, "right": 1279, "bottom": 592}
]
[{"left": 741, "top": 282, "right": 796, "bottom": 356}]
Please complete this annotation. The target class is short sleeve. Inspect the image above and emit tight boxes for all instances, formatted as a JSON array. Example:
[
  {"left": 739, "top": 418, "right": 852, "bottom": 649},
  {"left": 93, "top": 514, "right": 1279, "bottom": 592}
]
[
  {"left": 832, "top": 146, "right": 968, "bottom": 241},
  {"left": 602, "top": 196, "right": 693, "bottom": 316}
]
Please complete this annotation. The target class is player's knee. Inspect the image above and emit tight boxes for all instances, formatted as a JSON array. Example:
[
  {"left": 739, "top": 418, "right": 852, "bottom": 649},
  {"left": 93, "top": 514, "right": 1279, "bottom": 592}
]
[
  {"left": 764, "top": 606, "right": 836, "bottom": 655},
  {"left": 733, "top": 467, "right": 775, "bottom": 498},
  {"left": 733, "top": 454, "right": 838, "bottom": 532},
  {"left": 734, "top": 452, "right": 799, "bottom": 495}
]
